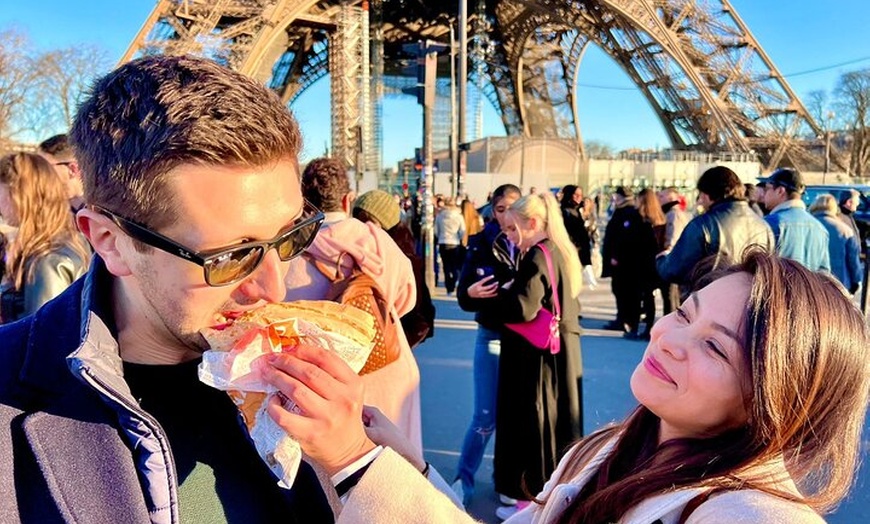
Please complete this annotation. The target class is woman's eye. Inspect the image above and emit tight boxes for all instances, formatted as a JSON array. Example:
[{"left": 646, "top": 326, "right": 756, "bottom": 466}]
[
  {"left": 706, "top": 341, "right": 728, "bottom": 360},
  {"left": 675, "top": 308, "right": 689, "bottom": 322}
]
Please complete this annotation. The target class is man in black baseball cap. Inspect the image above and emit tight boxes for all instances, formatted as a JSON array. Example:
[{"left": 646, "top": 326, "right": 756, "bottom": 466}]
[
  {"left": 758, "top": 167, "right": 829, "bottom": 271},
  {"left": 757, "top": 167, "right": 805, "bottom": 195}
]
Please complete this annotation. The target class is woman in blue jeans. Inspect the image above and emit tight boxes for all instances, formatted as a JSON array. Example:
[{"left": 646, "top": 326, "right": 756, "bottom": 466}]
[{"left": 453, "top": 184, "right": 521, "bottom": 505}]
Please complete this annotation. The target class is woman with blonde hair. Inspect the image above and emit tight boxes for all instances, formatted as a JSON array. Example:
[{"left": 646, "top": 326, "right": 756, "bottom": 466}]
[
  {"left": 465, "top": 191, "right": 584, "bottom": 518},
  {"left": 0, "top": 152, "right": 90, "bottom": 322},
  {"left": 635, "top": 187, "right": 667, "bottom": 338},
  {"left": 262, "top": 250, "right": 870, "bottom": 524},
  {"left": 461, "top": 198, "right": 482, "bottom": 246}
]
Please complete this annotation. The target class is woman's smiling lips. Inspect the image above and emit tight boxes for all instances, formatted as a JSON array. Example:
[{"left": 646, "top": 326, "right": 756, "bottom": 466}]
[{"left": 644, "top": 355, "right": 676, "bottom": 385}]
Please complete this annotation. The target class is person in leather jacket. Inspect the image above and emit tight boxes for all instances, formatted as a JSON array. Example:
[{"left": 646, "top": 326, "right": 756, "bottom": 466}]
[
  {"left": 656, "top": 166, "right": 774, "bottom": 296},
  {"left": 0, "top": 152, "right": 90, "bottom": 323}
]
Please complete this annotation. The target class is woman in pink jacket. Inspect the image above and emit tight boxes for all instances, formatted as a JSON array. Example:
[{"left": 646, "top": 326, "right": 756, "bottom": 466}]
[{"left": 270, "top": 250, "right": 869, "bottom": 523}]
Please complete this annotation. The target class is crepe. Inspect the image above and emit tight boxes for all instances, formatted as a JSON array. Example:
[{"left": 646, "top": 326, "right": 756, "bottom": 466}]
[{"left": 198, "top": 300, "right": 376, "bottom": 488}]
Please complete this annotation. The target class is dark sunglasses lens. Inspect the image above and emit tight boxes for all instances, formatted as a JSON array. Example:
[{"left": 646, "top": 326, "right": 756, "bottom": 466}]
[
  {"left": 205, "top": 246, "right": 265, "bottom": 285},
  {"left": 276, "top": 219, "right": 320, "bottom": 261}
]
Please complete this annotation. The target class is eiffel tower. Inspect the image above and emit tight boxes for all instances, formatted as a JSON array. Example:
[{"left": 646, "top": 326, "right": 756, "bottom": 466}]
[{"left": 122, "top": 0, "right": 823, "bottom": 175}]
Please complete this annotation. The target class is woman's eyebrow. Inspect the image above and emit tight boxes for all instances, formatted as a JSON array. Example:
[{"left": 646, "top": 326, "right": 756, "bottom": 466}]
[{"left": 691, "top": 292, "right": 741, "bottom": 341}]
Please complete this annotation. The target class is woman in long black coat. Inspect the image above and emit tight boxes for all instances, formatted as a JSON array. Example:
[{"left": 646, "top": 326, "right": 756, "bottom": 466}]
[{"left": 466, "top": 192, "right": 583, "bottom": 517}]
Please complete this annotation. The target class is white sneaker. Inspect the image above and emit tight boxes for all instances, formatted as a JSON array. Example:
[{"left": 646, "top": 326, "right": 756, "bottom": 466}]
[
  {"left": 498, "top": 493, "right": 517, "bottom": 506},
  {"left": 495, "top": 505, "right": 520, "bottom": 521}
]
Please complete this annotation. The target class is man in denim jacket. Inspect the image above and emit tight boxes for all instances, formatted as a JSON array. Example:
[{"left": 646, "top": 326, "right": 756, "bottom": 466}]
[{"left": 758, "top": 168, "right": 830, "bottom": 272}]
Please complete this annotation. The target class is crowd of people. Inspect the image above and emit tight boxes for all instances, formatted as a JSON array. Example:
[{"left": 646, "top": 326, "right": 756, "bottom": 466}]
[{"left": 0, "top": 54, "right": 867, "bottom": 524}]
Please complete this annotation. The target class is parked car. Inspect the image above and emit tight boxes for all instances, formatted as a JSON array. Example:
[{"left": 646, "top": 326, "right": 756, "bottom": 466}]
[{"left": 802, "top": 184, "right": 870, "bottom": 244}]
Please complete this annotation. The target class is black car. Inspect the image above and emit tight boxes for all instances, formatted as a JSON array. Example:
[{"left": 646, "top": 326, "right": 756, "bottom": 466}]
[{"left": 801, "top": 184, "right": 870, "bottom": 243}]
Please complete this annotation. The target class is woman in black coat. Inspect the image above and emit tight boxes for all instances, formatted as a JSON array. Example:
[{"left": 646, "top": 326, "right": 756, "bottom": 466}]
[{"left": 467, "top": 192, "right": 583, "bottom": 519}]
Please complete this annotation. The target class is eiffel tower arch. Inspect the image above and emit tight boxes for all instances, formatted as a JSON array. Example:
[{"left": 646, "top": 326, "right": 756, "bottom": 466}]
[{"left": 122, "top": 0, "right": 823, "bottom": 172}]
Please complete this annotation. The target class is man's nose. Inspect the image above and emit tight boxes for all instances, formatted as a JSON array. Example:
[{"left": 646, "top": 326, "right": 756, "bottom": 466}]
[{"left": 236, "top": 249, "right": 287, "bottom": 303}]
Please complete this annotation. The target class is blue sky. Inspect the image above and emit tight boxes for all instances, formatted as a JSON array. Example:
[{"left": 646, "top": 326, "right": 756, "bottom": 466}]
[{"left": 2, "top": 1, "right": 868, "bottom": 168}]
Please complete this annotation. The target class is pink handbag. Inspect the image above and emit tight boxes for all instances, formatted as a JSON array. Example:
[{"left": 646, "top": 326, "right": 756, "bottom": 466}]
[{"left": 504, "top": 244, "right": 562, "bottom": 355}]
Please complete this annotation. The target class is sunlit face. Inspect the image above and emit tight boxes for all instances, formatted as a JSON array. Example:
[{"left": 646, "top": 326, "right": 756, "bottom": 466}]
[
  {"left": 630, "top": 272, "right": 752, "bottom": 443},
  {"left": 493, "top": 194, "right": 519, "bottom": 229},
  {"left": 119, "top": 159, "right": 303, "bottom": 356},
  {"left": 0, "top": 182, "right": 17, "bottom": 226},
  {"left": 502, "top": 210, "right": 541, "bottom": 251},
  {"left": 762, "top": 184, "right": 786, "bottom": 209}
]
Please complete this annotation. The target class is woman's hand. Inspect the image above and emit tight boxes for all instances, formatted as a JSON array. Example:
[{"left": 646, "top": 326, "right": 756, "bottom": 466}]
[
  {"left": 261, "top": 343, "right": 375, "bottom": 477},
  {"left": 467, "top": 275, "right": 499, "bottom": 298},
  {"left": 362, "top": 406, "right": 426, "bottom": 472}
]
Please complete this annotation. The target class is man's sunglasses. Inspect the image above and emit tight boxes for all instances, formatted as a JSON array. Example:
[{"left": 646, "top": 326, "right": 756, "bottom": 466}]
[{"left": 92, "top": 201, "right": 324, "bottom": 287}]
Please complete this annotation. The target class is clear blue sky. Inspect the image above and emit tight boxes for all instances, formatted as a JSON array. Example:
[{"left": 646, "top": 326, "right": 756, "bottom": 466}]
[{"left": 2, "top": 0, "right": 868, "bottom": 168}]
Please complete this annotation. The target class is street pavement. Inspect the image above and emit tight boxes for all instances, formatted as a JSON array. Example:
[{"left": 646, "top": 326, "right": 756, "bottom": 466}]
[{"left": 415, "top": 280, "right": 870, "bottom": 523}]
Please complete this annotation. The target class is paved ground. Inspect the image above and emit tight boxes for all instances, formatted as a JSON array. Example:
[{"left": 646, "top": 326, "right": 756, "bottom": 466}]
[{"left": 416, "top": 280, "right": 870, "bottom": 523}]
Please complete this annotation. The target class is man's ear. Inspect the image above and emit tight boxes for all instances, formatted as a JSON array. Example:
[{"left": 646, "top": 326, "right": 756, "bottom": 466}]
[
  {"left": 76, "top": 208, "right": 134, "bottom": 277},
  {"left": 67, "top": 161, "right": 82, "bottom": 181},
  {"left": 342, "top": 192, "right": 356, "bottom": 214}
]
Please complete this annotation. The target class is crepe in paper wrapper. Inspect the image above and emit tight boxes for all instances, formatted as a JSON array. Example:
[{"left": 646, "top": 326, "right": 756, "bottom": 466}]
[{"left": 198, "top": 300, "right": 376, "bottom": 488}]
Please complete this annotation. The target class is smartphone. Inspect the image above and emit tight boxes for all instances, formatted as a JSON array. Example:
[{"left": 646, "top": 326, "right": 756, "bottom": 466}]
[{"left": 475, "top": 266, "right": 495, "bottom": 280}]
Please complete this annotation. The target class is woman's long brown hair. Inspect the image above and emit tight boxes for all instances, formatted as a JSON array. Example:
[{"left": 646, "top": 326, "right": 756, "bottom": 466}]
[
  {"left": 0, "top": 152, "right": 91, "bottom": 290},
  {"left": 552, "top": 250, "right": 870, "bottom": 523}
]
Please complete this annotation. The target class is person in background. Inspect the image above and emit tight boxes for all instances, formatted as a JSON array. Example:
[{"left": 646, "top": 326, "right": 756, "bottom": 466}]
[
  {"left": 758, "top": 167, "right": 829, "bottom": 272},
  {"left": 838, "top": 189, "right": 862, "bottom": 241},
  {"left": 285, "top": 158, "right": 423, "bottom": 453},
  {"left": 744, "top": 183, "right": 764, "bottom": 216},
  {"left": 601, "top": 186, "right": 647, "bottom": 335},
  {"left": 810, "top": 194, "right": 862, "bottom": 295},
  {"left": 657, "top": 166, "right": 773, "bottom": 298},
  {"left": 656, "top": 187, "right": 690, "bottom": 314},
  {"left": 262, "top": 251, "right": 870, "bottom": 524},
  {"left": 434, "top": 196, "right": 465, "bottom": 295},
  {"left": 38, "top": 133, "right": 86, "bottom": 213},
  {"left": 635, "top": 188, "right": 667, "bottom": 339},
  {"left": 452, "top": 184, "right": 521, "bottom": 507},
  {"left": 353, "top": 189, "right": 435, "bottom": 349},
  {"left": 559, "top": 185, "right": 596, "bottom": 289},
  {"left": 460, "top": 198, "right": 482, "bottom": 246},
  {"left": 467, "top": 192, "right": 583, "bottom": 520},
  {"left": 0, "top": 152, "right": 90, "bottom": 323}
]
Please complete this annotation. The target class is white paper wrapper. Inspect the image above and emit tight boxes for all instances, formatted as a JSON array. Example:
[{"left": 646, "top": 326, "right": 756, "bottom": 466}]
[{"left": 198, "top": 317, "right": 373, "bottom": 488}]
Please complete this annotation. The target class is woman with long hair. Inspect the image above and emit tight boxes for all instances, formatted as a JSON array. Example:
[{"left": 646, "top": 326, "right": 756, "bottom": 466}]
[
  {"left": 466, "top": 192, "right": 584, "bottom": 518},
  {"left": 635, "top": 187, "right": 667, "bottom": 339},
  {"left": 0, "top": 152, "right": 90, "bottom": 322},
  {"left": 461, "top": 198, "right": 482, "bottom": 246},
  {"left": 263, "top": 250, "right": 870, "bottom": 524}
]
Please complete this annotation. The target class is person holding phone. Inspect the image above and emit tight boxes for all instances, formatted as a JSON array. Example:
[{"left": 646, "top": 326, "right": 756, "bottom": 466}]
[{"left": 450, "top": 184, "right": 522, "bottom": 506}]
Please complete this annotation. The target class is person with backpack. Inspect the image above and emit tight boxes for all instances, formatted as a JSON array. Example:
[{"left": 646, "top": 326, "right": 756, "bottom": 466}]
[
  {"left": 352, "top": 189, "right": 435, "bottom": 348},
  {"left": 284, "top": 157, "right": 423, "bottom": 453}
]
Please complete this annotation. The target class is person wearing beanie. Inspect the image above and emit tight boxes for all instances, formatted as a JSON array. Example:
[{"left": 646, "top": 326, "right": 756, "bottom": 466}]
[
  {"left": 353, "top": 189, "right": 401, "bottom": 230},
  {"left": 656, "top": 166, "right": 773, "bottom": 297},
  {"left": 353, "top": 190, "right": 436, "bottom": 350}
]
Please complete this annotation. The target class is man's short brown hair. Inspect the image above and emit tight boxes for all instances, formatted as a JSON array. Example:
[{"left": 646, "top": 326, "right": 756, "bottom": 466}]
[
  {"left": 70, "top": 55, "right": 302, "bottom": 230},
  {"left": 301, "top": 157, "right": 350, "bottom": 213}
]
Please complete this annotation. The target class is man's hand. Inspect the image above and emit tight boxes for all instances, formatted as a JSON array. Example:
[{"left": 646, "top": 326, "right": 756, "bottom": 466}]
[{"left": 262, "top": 343, "right": 375, "bottom": 477}]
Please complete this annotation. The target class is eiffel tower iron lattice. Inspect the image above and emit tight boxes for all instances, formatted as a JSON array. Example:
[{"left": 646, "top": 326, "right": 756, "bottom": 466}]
[{"left": 122, "top": 0, "right": 824, "bottom": 171}]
